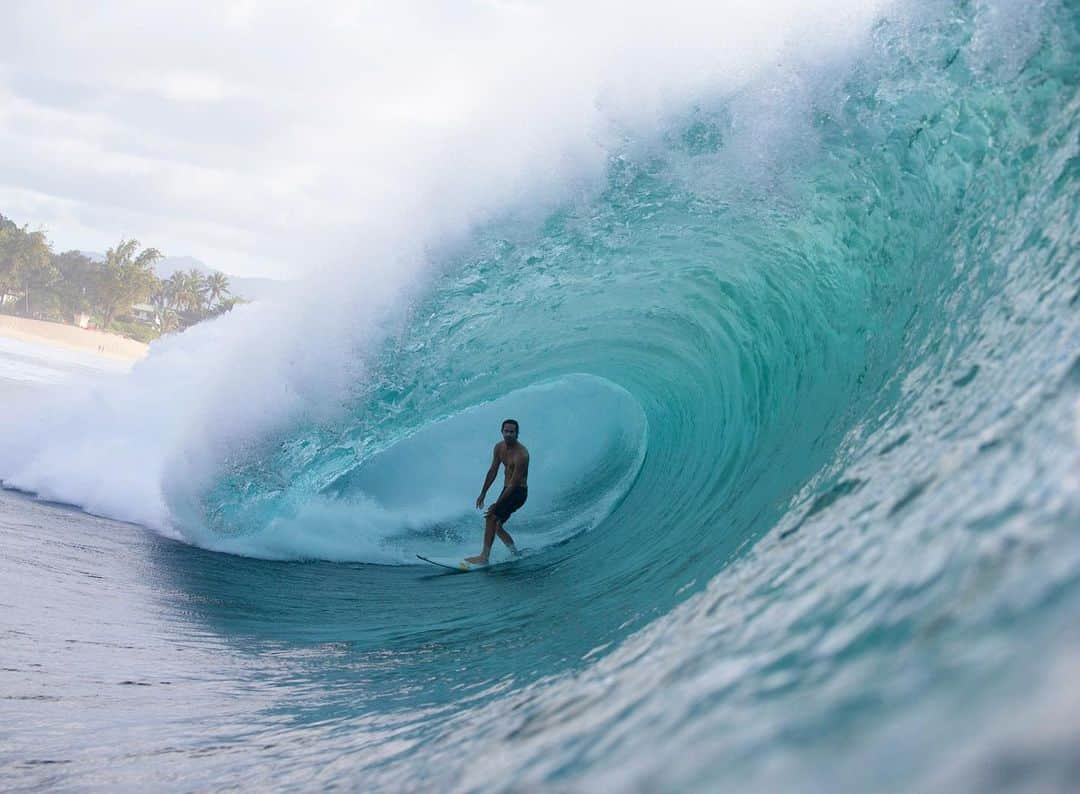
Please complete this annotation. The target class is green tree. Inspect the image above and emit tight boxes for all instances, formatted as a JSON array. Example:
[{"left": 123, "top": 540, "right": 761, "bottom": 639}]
[
  {"left": 151, "top": 277, "right": 182, "bottom": 333},
  {"left": 164, "top": 272, "right": 184, "bottom": 306},
  {"left": 0, "top": 218, "right": 56, "bottom": 316},
  {"left": 97, "top": 239, "right": 162, "bottom": 329},
  {"left": 49, "top": 251, "right": 103, "bottom": 322},
  {"left": 0, "top": 218, "right": 16, "bottom": 304},
  {"left": 206, "top": 271, "right": 230, "bottom": 310},
  {"left": 208, "top": 294, "right": 244, "bottom": 318},
  {"left": 183, "top": 268, "right": 209, "bottom": 315}
]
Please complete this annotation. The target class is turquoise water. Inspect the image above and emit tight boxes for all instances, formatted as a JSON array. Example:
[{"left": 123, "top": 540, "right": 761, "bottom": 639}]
[{"left": 2, "top": 1, "right": 1079, "bottom": 790}]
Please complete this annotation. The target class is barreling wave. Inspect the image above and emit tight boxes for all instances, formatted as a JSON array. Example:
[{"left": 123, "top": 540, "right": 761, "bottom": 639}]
[
  {"left": 1, "top": 1, "right": 1078, "bottom": 789},
  {"left": 183, "top": 0, "right": 1077, "bottom": 585}
]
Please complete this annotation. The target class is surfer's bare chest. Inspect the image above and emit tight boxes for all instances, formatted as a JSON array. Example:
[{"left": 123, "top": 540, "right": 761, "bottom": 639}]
[{"left": 498, "top": 444, "right": 528, "bottom": 484}]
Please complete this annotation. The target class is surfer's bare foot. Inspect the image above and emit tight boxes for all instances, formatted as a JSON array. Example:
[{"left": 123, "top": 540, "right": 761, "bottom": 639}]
[{"left": 464, "top": 555, "right": 488, "bottom": 565}]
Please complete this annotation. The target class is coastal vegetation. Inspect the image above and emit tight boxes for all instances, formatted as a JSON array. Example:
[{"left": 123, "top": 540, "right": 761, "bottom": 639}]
[{"left": 0, "top": 212, "right": 243, "bottom": 343}]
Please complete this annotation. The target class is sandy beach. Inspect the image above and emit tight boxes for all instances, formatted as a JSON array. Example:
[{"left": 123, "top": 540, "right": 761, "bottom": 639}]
[{"left": 0, "top": 315, "right": 148, "bottom": 362}]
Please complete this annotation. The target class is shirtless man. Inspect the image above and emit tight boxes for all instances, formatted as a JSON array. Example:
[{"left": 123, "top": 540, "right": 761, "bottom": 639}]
[{"left": 465, "top": 419, "right": 529, "bottom": 564}]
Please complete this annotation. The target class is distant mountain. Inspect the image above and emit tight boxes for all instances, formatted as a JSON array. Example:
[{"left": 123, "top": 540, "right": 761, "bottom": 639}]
[
  {"left": 76, "top": 251, "right": 283, "bottom": 302},
  {"left": 154, "top": 255, "right": 213, "bottom": 279}
]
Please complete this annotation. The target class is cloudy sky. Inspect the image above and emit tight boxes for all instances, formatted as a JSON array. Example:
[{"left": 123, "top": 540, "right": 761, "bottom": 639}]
[
  {"left": 1, "top": 2, "right": 512, "bottom": 277},
  {"left": 0, "top": 1, "right": 885, "bottom": 279}
]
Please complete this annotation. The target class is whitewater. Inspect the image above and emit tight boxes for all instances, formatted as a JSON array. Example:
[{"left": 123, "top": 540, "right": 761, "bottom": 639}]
[{"left": 2, "top": 0, "right": 1078, "bottom": 790}]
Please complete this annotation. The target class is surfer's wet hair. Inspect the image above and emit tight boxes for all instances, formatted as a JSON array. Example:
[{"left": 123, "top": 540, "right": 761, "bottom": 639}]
[{"left": 502, "top": 419, "right": 519, "bottom": 432}]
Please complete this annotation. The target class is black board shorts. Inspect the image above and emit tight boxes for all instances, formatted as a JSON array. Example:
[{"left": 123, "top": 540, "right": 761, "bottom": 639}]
[{"left": 490, "top": 486, "right": 527, "bottom": 523}]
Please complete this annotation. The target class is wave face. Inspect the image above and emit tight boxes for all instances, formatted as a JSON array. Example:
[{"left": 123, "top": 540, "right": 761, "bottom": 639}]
[{"left": 2, "top": 0, "right": 1079, "bottom": 790}]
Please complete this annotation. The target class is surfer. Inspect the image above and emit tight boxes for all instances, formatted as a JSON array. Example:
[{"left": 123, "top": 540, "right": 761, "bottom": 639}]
[{"left": 465, "top": 419, "right": 529, "bottom": 564}]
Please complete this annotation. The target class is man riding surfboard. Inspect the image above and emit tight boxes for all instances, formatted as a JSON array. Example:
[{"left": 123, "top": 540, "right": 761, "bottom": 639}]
[{"left": 465, "top": 419, "right": 529, "bottom": 565}]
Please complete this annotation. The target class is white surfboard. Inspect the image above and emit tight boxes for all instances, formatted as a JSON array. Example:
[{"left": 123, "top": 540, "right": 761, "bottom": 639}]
[
  {"left": 415, "top": 552, "right": 530, "bottom": 572},
  {"left": 416, "top": 554, "right": 489, "bottom": 572}
]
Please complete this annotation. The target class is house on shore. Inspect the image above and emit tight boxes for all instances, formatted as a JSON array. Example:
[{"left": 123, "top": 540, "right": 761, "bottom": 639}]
[{"left": 129, "top": 303, "right": 157, "bottom": 326}]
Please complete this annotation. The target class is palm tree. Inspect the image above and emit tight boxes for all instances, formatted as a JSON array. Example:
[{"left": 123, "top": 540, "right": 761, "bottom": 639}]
[
  {"left": 184, "top": 268, "right": 209, "bottom": 315},
  {"left": 209, "top": 295, "right": 244, "bottom": 317},
  {"left": 151, "top": 280, "right": 181, "bottom": 333},
  {"left": 165, "top": 272, "right": 184, "bottom": 307},
  {"left": 206, "top": 272, "right": 230, "bottom": 310}
]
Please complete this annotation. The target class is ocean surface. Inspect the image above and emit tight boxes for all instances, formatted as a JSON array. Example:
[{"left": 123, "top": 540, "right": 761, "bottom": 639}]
[{"left": 2, "top": 1, "right": 1079, "bottom": 790}]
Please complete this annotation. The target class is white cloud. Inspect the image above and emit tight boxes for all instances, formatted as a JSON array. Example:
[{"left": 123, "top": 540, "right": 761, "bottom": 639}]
[{"left": 157, "top": 72, "right": 234, "bottom": 104}]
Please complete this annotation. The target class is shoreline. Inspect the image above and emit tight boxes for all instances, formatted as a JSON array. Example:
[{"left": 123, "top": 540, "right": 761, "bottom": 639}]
[{"left": 0, "top": 315, "right": 148, "bottom": 362}]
